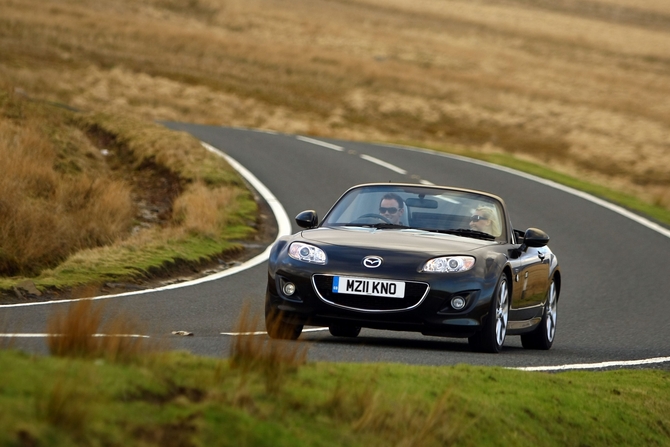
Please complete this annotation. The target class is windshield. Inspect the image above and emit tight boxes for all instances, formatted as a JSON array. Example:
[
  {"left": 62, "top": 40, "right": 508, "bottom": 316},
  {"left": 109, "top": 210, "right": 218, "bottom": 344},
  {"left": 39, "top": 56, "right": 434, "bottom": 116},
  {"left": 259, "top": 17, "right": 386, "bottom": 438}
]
[{"left": 321, "top": 185, "right": 507, "bottom": 241}]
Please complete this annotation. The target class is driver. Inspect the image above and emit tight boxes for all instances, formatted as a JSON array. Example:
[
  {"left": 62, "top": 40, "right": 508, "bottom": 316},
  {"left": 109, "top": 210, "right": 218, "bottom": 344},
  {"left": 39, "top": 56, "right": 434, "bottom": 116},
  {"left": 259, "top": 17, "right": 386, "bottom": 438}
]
[{"left": 379, "top": 193, "right": 405, "bottom": 225}]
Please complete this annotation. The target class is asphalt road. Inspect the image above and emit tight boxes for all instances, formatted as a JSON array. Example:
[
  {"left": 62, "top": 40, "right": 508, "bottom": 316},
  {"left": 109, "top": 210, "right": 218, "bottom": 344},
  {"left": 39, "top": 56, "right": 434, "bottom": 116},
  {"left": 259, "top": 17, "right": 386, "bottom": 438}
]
[{"left": 2, "top": 123, "right": 670, "bottom": 370}]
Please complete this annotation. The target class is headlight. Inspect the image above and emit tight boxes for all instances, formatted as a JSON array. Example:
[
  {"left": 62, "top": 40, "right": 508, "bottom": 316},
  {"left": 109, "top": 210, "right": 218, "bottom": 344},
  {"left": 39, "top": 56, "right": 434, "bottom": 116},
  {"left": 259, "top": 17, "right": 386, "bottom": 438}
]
[
  {"left": 422, "top": 256, "right": 475, "bottom": 273},
  {"left": 288, "top": 242, "right": 327, "bottom": 264}
]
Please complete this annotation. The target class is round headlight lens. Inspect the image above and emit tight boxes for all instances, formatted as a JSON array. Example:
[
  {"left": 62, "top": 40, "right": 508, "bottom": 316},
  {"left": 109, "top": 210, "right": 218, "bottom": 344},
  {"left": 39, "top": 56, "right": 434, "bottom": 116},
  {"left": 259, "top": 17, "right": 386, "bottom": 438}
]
[
  {"left": 422, "top": 256, "right": 475, "bottom": 273},
  {"left": 288, "top": 242, "right": 327, "bottom": 264}
]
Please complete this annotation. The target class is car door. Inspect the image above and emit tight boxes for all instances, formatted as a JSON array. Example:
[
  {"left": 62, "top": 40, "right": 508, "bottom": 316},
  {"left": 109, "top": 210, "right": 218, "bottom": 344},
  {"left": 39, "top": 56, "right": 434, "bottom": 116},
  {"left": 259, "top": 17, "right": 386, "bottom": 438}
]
[{"left": 509, "top": 245, "right": 550, "bottom": 319}]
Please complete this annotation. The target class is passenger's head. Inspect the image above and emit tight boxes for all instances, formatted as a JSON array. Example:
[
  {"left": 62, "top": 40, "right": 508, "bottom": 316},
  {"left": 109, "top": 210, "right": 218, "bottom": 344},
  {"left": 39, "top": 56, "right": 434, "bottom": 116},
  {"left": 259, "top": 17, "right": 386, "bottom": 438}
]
[
  {"left": 379, "top": 193, "right": 405, "bottom": 225},
  {"left": 469, "top": 206, "right": 501, "bottom": 236}
]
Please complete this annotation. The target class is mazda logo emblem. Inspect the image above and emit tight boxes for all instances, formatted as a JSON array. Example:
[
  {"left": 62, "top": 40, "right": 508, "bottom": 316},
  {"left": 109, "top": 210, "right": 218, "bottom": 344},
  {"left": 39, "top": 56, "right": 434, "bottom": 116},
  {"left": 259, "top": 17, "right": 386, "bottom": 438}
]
[{"left": 363, "top": 256, "right": 383, "bottom": 268}]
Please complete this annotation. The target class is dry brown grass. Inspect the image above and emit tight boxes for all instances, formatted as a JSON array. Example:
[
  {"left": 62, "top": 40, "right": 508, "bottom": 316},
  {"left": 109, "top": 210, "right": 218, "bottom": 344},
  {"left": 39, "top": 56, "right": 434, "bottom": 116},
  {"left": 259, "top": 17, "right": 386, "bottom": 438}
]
[
  {"left": 172, "top": 183, "right": 243, "bottom": 237},
  {"left": 1, "top": 0, "right": 669, "bottom": 208},
  {"left": 0, "top": 112, "right": 134, "bottom": 276},
  {"left": 46, "top": 298, "right": 151, "bottom": 362},
  {"left": 0, "top": 85, "right": 251, "bottom": 287}
]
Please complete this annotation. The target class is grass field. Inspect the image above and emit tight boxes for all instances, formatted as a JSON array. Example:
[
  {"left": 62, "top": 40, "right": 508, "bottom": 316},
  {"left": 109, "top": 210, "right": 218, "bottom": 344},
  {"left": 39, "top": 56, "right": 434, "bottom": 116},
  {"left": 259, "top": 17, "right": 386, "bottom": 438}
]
[
  {"left": 2, "top": 348, "right": 669, "bottom": 447},
  {"left": 0, "top": 302, "right": 668, "bottom": 446}
]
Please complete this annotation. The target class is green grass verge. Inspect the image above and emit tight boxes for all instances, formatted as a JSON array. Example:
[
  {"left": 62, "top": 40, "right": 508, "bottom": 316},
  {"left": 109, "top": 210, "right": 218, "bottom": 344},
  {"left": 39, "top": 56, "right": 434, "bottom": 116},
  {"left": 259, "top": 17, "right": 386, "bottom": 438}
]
[
  {"left": 0, "top": 350, "right": 668, "bottom": 446},
  {"left": 0, "top": 215, "right": 257, "bottom": 293},
  {"left": 0, "top": 232, "right": 245, "bottom": 292}
]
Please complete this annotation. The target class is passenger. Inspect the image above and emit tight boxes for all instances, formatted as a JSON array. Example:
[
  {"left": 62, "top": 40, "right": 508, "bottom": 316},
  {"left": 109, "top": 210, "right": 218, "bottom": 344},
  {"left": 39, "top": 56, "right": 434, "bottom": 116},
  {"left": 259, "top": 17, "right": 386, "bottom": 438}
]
[
  {"left": 469, "top": 206, "right": 501, "bottom": 236},
  {"left": 379, "top": 193, "right": 405, "bottom": 225}
]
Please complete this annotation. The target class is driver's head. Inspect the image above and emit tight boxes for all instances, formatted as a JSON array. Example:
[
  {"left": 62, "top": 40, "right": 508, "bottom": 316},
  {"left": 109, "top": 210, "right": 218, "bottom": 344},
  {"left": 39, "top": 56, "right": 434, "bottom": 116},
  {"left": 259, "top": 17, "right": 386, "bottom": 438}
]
[{"left": 379, "top": 193, "right": 404, "bottom": 225}]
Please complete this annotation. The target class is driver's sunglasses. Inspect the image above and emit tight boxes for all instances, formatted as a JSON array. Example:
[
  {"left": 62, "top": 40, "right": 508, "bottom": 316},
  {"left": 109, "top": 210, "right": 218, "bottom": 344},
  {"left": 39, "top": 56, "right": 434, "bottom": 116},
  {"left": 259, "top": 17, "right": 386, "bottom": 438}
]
[
  {"left": 379, "top": 207, "right": 399, "bottom": 214},
  {"left": 470, "top": 215, "right": 489, "bottom": 222}
]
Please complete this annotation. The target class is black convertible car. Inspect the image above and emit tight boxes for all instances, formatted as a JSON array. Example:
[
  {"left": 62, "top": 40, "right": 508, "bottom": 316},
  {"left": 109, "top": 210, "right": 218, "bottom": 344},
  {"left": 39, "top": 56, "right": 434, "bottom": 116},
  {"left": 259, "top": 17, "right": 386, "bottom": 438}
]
[{"left": 265, "top": 183, "right": 560, "bottom": 353}]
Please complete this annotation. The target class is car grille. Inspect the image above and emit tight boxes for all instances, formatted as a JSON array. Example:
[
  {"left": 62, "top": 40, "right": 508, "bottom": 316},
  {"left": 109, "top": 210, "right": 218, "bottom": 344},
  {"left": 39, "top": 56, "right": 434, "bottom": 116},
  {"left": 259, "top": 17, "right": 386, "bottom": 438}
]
[{"left": 312, "top": 275, "right": 429, "bottom": 312}]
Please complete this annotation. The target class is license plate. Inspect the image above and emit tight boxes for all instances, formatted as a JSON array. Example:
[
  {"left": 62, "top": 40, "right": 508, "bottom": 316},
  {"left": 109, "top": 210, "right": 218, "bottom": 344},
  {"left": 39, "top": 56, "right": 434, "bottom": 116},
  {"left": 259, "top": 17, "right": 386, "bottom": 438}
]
[{"left": 332, "top": 276, "right": 405, "bottom": 298}]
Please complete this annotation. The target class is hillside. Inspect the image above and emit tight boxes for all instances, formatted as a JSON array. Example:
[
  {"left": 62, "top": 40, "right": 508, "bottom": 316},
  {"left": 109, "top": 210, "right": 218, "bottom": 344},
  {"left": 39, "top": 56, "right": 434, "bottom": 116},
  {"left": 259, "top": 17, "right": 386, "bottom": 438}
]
[{"left": 1, "top": 0, "right": 669, "bottom": 210}]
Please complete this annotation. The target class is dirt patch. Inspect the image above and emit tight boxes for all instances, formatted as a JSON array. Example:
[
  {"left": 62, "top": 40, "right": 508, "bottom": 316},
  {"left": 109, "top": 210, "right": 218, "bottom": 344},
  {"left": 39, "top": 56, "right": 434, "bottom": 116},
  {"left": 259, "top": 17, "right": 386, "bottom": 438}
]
[
  {"left": 128, "top": 159, "right": 183, "bottom": 232},
  {"left": 83, "top": 123, "right": 183, "bottom": 232}
]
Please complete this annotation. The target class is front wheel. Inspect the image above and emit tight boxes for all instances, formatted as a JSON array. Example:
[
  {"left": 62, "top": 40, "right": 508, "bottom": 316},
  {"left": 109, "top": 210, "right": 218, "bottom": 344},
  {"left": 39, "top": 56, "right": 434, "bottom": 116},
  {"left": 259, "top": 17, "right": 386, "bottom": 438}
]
[
  {"left": 469, "top": 274, "right": 510, "bottom": 353},
  {"left": 521, "top": 279, "right": 558, "bottom": 350},
  {"left": 265, "top": 295, "right": 303, "bottom": 340},
  {"left": 329, "top": 325, "right": 361, "bottom": 337}
]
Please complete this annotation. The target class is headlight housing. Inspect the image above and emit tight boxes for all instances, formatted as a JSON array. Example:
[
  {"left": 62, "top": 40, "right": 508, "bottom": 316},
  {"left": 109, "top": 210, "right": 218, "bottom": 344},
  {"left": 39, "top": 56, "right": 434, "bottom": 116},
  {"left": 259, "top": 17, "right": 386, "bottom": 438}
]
[
  {"left": 422, "top": 256, "right": 475, "bottom": 273},
  {"left": 288, "top": 242, "right": 327, "bottom": 264}
]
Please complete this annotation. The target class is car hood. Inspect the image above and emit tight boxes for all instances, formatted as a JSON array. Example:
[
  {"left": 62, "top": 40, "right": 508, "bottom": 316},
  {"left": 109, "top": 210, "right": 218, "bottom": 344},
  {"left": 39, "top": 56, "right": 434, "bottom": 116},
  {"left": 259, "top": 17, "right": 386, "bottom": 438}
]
[{"left": 300, "top": 227, "right": 497, "bottom": 255}]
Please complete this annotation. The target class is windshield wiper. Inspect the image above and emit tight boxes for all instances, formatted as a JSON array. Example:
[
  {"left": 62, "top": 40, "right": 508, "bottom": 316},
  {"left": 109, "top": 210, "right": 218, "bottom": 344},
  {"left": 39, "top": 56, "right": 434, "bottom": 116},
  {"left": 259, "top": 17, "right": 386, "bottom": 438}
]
[
  {"left": 419, "top": 228, "right": 495, "bottom": 241},
  {"left": 346, "top": 223, "right": 408, "bottom": 229}
]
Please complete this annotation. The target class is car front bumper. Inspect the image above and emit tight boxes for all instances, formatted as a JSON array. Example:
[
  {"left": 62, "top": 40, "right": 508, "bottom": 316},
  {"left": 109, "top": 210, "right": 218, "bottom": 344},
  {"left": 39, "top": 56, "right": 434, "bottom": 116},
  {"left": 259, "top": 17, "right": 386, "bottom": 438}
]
[{"left": 266, "top": 264, "right": 496, "bottom": 338}]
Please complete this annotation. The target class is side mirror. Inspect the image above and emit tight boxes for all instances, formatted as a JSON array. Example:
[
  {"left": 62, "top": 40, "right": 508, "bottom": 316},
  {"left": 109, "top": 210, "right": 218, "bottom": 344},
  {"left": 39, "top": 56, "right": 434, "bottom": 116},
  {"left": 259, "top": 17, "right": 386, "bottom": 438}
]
[
  {"left": 523, "top": 228, "right": 550, "bottom": 248},
  {"left": 295, "top": 210, "right": 318, "bottom": 229},
  {"left": 511, "top": 228, "right": 549, "bottom": 258}
]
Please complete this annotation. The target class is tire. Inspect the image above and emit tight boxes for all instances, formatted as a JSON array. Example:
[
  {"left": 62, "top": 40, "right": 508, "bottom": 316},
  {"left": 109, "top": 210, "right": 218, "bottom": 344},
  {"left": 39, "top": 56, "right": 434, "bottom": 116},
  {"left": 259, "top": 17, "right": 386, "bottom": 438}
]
[
  {"left": 469, "top": 274, "right": 510, "bottom": 353},
  {"left": 265, "top": 295, "right": 303, "bottom": 340},
  {"left": 329, "top": 325, "right": 362, "bottom": 337},
  {"left": 521, "top": 279, "right": 557, "bottom": 350}
]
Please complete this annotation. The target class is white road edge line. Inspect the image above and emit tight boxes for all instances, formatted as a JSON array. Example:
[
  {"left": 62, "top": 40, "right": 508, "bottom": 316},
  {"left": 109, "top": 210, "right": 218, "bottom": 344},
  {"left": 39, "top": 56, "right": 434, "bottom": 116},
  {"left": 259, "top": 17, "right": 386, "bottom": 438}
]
[
  {"left": 359, "top": 154, "right": 408, "bottom": 175},
  {"left": 0, "top": 142, "right": 292, "bottom": 308},
  {"left": 0, "top": 333, "right": 150, "bottom": 338},
  {"left": 513, "top": 356, "right": 670, "bottom": 372},
  {"left": 220, "top": 327, "right": 329, "bottom": 336},
  {"left": 296, "top": 136, "right": 344, "bottom": 151}
]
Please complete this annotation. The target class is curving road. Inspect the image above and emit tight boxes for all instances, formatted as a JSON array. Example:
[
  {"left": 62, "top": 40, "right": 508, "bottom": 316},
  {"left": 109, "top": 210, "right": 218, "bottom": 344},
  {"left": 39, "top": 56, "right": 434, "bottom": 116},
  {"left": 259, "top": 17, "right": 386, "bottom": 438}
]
[{"left": 2, "top": 123, "right": 670, "bottom": 370}]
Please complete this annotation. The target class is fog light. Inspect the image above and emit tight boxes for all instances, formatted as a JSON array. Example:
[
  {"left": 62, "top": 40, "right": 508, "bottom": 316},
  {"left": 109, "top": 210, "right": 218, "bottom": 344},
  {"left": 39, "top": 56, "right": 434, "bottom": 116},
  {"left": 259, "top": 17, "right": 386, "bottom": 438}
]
[
  {"left": 451, "top": 296, "right": 466, "bottom": 310},
  {"left": 283, "top": 282, "right": 296, "bottom": 296}
]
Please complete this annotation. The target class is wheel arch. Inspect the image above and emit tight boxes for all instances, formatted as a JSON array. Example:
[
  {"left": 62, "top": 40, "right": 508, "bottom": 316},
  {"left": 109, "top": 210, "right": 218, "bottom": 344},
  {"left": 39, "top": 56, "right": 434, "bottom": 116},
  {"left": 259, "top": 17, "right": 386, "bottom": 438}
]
[
  {"left": 551, "top": 269, "right": 562, "bottom": 302},
  {"left": 268, "top": 237, "right": 290, "bottom": 266},
  {"left": 501, "top": 264, "right": 514, "bottom": 299}
]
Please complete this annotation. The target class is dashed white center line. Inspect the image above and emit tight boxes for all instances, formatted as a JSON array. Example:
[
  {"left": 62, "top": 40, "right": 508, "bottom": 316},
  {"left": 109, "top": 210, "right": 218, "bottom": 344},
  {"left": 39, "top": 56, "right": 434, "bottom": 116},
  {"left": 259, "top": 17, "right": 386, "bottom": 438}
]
[
  {"left": 296, "top": 135, "right": 413, "bottom": 177},
  {"left": 359, "top": 154, "right": 408, "bottom": 175},
  {"left": 221, "top": 327, "right": 330, "bottom": 336},
  {"left": 296, "top": 136, "right": 344, "bottom": 151}
]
